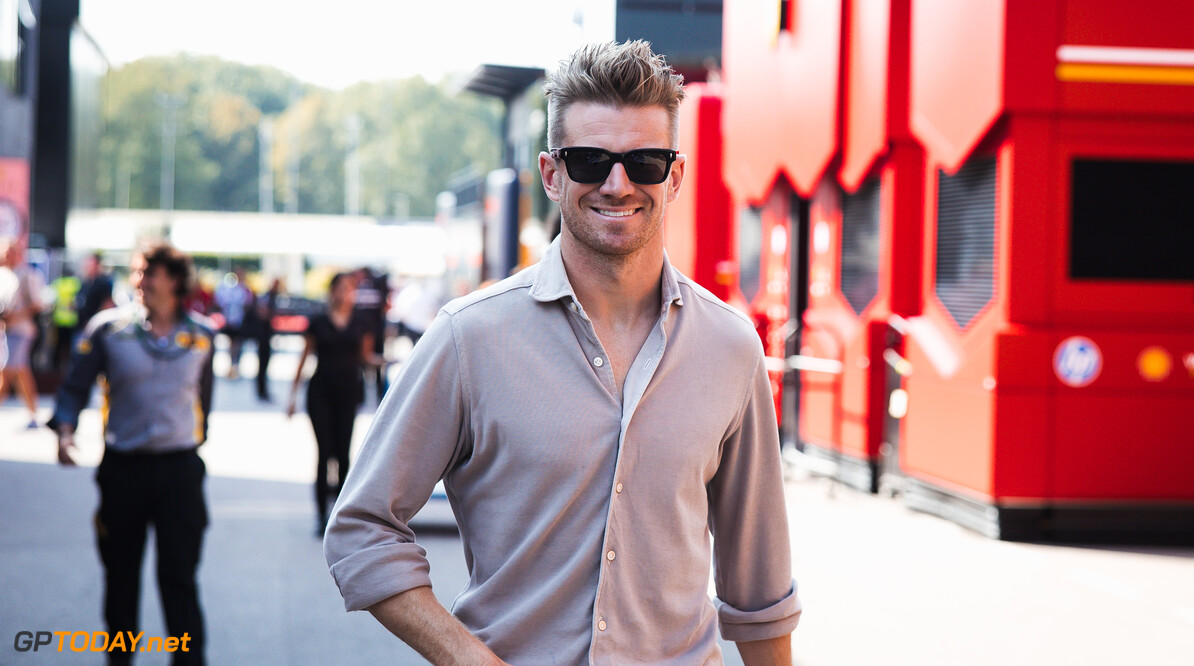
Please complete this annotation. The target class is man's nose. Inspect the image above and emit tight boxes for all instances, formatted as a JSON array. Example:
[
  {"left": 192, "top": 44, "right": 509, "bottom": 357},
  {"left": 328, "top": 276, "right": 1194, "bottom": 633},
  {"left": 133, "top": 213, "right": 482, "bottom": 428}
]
[{"left": 599, "top": 162, "right": 636, "bottom": 197}]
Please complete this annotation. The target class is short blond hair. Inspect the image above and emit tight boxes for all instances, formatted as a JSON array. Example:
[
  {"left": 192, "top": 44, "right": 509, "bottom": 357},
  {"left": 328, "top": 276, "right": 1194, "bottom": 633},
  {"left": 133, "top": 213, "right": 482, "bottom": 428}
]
[{"left": 544, "top": 40, "right": 686, "bottom": 150}]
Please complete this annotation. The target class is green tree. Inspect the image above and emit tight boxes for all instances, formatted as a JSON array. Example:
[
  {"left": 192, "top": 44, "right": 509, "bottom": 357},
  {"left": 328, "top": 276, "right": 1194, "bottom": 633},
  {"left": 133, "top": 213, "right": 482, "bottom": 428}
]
[{"left": 99, "top": 55, "right": 503, "bottom": 218}]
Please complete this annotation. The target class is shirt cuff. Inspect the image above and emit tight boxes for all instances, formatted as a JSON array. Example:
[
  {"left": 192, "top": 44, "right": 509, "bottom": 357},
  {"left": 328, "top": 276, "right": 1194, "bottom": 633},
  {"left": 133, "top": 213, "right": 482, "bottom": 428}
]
[
  {"left": 326, "top": 541, "right": 434, "bottom": 612},
  {"left": 715, "top": 579, "right": 802, "bottom": 643}
]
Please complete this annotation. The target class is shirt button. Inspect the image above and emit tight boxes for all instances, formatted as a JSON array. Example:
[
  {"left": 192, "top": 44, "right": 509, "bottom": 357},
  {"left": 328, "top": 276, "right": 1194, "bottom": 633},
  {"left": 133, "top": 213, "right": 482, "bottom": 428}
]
[
  {"left": 606, "top": 550, "right": 616, "bottom": 561},
  {"left": 593, "top": 356, "right": 604, "bottom": 367},
  {"left": 615, "top": 482, "right": 623, "bottom": 494},
  {"left": 598, "top": 619, "right": 607, "bottom": 631}
]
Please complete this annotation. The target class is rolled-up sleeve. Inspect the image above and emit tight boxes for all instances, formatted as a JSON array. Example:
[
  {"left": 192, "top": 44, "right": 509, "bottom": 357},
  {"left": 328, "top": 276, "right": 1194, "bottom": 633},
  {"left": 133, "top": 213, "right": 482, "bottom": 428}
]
[
  {"left": 708, "top": 352, "right": 802, "bottom": 642},
  {"left": 323, "top": 311, "right": 471, "bottom": 611}
]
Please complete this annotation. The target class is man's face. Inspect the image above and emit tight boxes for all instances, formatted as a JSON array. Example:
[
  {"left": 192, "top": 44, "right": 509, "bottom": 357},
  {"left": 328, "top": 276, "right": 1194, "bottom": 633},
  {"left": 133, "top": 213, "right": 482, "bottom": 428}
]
[
  {"left": 129, "top": 255, "right": 178, "bottom": 311},
  {"left": 539, "top": 102, "right": 685, "bottom": 260}
]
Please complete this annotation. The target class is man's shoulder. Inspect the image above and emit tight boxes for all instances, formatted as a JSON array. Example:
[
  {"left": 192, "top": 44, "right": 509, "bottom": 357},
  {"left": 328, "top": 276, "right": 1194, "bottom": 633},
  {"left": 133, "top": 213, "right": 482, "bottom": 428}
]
[
  {"left": 673, "top": 271, "right": 759, "bottom": 345},
  {"left": 86, "top": 306, "right": 135, "bottom": 332},
  {"left": 441, "top": 266, "right": 537, "bottom": 320}
]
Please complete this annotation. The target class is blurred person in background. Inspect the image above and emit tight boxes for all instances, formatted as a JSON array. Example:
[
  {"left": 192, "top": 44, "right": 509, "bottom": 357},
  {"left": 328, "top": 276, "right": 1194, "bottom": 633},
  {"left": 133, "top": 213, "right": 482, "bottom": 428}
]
[
  {"left": 214, "top": 268, "right": 253, "bottom": 379},
  {"left": 75, "top": 251, "right": 115, "bottom": 332},
  {"left": 353, "top": 266, "right": 390, "bottom": 402},
  {"left": 49, "top": 239, "right": 215, "bottom": 665},
  {"left": 391, "top": 278, "right": 441, "bottom": 350},
  {"left": 253, "top": 278, "right": 282, "bottom": 402},
  {"left": 0, "top": 239, "right": 47, "bottom": 429},
  {"left": 287, "top": 272, "right": 383, "bottom": 534},
  {"left": 50, "top": 264, "right": 81, "bottom": 372}
]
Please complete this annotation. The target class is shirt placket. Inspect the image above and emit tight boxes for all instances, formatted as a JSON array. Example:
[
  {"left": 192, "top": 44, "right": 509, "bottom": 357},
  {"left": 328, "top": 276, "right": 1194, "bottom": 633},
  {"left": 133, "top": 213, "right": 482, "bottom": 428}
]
[
  {"left": 587, "top": 301, "right": 673, "bottom": 663},
  {"left": 566, "top": 299, "right": 618, "bottom": 396}
]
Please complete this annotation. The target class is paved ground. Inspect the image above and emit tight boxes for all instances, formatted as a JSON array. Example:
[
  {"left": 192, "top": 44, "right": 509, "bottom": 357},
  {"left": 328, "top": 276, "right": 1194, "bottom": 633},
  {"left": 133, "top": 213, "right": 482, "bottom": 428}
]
[{"left": 2, "top": 343, "right": 1193, "bottom": 664}]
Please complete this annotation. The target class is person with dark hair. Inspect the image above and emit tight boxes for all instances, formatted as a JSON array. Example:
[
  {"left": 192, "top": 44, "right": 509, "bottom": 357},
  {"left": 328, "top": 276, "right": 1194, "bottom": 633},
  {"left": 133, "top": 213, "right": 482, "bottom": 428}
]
[
  {"left": 75, "top": 251, "right": 114, "bottom": 330},
  {"left": 49, "top": 239, "right": 214, "bottom": 665},
  {"left": 324, "top": 41, "right": 799, "bottom": 665},
  {"left": 287, "top": 271, "right": 382, "bottom": 534}
]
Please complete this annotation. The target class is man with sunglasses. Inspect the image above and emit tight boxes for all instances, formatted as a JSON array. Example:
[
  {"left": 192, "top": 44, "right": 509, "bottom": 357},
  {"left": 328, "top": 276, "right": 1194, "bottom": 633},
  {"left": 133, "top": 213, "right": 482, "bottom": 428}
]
[{"left": 325, "top": 40, "right": 800, "bottom": 665}]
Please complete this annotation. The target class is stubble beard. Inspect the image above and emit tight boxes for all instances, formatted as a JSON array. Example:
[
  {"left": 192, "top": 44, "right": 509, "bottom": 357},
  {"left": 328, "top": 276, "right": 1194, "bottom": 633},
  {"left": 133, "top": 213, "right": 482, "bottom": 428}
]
[{"left": 563, "top": 191, "right": 666, "bottom": 260}]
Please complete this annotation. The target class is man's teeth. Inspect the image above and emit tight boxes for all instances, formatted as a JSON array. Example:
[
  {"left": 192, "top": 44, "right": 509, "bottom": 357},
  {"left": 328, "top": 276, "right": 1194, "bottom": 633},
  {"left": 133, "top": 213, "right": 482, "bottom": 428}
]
[{"left": 597, "top": 209, "right": 635, "bottom": 217}]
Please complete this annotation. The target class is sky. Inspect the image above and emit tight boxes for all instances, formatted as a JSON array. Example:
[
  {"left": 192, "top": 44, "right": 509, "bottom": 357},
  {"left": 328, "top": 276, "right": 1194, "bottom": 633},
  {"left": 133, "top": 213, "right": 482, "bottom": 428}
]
[{"left": 81, "top": 0, "right": 614, "bottom": 88}]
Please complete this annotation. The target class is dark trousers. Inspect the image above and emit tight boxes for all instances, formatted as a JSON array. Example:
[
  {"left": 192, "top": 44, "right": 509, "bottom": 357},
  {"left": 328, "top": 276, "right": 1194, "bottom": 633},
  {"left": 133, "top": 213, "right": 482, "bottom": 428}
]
[
  {"left": 96, "top": 448, "right": 207, "bottom": 665},
  {"left": 307, "top": 386, "right": 357, "bottom": 521},
  {"left": 254, "top": 333, "right": 273, "bottom": 399}
]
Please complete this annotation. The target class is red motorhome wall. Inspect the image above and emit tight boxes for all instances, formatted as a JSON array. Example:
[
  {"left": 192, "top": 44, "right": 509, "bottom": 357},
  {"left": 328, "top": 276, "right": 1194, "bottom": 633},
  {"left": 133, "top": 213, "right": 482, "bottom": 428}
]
[
  {"left": 764, "top": 0, "right": 923, "bottom": 490},
  {"left": 902, "top": 0, "right": 1194, "bottom": 541},
  {"left": 665, "top": 83, "right": 736, "bottom": 305},
  {"left": 722, "top": 0, "right": 845, "bottom": 423}
]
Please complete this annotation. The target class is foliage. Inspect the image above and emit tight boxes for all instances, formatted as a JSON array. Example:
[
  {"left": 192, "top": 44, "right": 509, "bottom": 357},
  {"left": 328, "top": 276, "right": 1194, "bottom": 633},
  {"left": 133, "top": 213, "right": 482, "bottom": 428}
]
[{"left": 96, "top": 55, "right": 502, "bottom": 217}]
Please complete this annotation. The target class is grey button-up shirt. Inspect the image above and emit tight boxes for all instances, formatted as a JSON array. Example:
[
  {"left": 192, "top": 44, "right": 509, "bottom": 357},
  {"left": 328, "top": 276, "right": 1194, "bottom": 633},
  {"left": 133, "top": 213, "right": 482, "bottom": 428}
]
[
  {"left": 48, "top": 305, "right": 216, "bottom": 452},
  {"left": 325, "top": 239, "right": 801, "bottom": 664}
]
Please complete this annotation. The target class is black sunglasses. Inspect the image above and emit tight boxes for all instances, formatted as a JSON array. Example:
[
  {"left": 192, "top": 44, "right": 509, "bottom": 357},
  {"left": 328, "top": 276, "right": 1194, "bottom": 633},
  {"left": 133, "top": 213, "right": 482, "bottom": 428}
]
[{"left": 551, "top": 147, "right": 678, "bottom": 185}]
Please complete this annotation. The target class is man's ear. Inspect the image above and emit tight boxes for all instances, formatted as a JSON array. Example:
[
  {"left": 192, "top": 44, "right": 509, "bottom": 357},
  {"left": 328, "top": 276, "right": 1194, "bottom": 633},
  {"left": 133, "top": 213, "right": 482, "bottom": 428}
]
[
  {"left": 539, "top": 152, "right": 562, "bottom": 202},
  {"left": 665, "top": 153, "right": 686, "bottom": 203}
]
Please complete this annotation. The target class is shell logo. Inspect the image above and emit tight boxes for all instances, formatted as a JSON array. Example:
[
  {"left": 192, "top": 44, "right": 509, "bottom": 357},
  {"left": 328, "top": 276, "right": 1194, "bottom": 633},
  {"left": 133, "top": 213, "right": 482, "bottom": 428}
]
[{"left": 1136, "top": 346, "right": 1172, "bottom": 382}]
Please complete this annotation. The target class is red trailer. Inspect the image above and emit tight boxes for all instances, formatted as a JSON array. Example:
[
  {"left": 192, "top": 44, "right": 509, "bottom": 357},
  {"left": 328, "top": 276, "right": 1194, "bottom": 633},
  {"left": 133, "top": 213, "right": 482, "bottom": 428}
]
[
  {"left": 711, "top": 0, "right": 1194, "bottom": 541},
  {"left": 898, "top": 0, "right": 1194, "bottom": 541}
]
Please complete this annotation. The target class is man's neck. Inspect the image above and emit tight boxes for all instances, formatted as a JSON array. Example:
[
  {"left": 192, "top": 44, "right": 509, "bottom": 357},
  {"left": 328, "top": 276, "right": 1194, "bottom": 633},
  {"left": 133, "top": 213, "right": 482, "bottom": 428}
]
[
  {"left": 560, "top": 234, "right": 664, "bottom": 325},
  {"left": 144, "top": 301, "right": 181, "bottom": 336}
]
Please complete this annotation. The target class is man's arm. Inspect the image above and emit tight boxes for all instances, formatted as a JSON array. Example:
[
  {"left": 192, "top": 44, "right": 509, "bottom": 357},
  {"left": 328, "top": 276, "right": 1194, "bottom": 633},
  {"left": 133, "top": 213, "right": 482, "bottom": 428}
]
[
  {"left": 197, "top": 341, "right": 215, "bottom": 443},
  {"left": 708, "top": 351, "right": 802, "bottom": 648},
  {"left": 368, "top": 587, "right": 507, "bottom": 666},
  {"left": 47, "top": 318, "right": 109, "bottom": 463},
  {"left": 737, "top": 634, "right": 792, "bottom": 665}
]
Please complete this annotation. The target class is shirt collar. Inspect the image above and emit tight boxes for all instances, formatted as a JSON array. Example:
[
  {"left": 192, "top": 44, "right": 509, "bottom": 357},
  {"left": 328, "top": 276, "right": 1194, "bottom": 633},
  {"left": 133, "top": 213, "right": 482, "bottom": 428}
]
[{"left": 528, "top": 236, "right": 685, "bottom": 311}]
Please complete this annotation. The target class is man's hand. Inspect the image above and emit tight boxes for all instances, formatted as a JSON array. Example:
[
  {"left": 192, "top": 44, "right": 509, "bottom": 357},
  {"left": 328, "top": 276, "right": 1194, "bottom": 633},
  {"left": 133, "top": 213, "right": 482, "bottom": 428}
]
[{"left": 57, "top": 427, "right": 78, "bottom": 467}]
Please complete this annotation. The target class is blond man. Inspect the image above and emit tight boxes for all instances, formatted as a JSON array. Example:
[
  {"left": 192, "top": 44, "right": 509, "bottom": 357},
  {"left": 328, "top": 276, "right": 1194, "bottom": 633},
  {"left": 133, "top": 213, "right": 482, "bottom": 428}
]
[{"left": 325, "top": 41, "right": 800, "bottom": 664}]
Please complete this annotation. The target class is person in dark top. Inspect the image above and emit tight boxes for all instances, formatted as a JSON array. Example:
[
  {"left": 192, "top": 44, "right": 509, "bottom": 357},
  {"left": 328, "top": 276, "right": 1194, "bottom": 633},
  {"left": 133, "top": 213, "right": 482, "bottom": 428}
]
[
  {"left": 287, "top": 272, "right": 382, "bottom": 533},
  {"left": 253, "top": 279, "right": 281, "bottom": 402},
  {"left": 75, "top": 251, "right": 115, "bottom": 331},
  {"left": 353, "top": 267, "right": 390, "bottom": 403}
]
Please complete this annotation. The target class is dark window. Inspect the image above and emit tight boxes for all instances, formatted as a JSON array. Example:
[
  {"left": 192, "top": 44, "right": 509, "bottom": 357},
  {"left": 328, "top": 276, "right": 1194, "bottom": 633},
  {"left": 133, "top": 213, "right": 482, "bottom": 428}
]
[
  {"left": 936, "top": 156, "right": 997, "bottom": 328},
  {"left": 738, "top": 206, "right": 763, "bottom": 303},
  {"left": 1071, "top": 159, "right": 1194, "bottom": 281},
  {"left": 840, "top": 179, "right": 881, "bottom": 315}
]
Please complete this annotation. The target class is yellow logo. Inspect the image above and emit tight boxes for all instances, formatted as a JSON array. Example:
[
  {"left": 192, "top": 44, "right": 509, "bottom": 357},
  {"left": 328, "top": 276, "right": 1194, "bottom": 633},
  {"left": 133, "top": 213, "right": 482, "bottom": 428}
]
[
  {"left": 175, "top": 332, "right": 192, "bottom": 348},
  {"left": 76, "top": 338, "right": 92, "bottom": 355},
  {"left": 1137, "top": 346, "right": 1172, "bottom": 382},
  {"left": 192, "top": 335, "right": 210, "bottom": 352}
]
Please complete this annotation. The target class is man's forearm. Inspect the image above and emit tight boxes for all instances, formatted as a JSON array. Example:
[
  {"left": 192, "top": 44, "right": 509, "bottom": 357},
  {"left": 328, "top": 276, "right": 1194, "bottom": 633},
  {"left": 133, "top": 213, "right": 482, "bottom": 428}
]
[
  {"left": 737, "top": 633, "right": 792, "bottom": 665},
  {"left": 367, "top": 586, "right": 507, "bottom": 666}
]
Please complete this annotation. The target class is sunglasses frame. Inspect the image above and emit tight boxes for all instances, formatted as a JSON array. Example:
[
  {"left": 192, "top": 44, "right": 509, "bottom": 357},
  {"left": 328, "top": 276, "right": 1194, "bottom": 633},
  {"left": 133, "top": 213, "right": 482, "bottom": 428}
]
[{"left": 550, "top": 147, "right": 679, "bottom": 185}]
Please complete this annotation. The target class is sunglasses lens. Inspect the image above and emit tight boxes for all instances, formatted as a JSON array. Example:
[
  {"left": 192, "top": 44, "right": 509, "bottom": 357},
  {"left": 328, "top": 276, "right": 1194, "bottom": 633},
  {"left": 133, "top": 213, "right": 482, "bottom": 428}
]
[
  {"left": 565, "top": 150, "right": 613, "bottom": 183},
  {"left": 625, "top": 151, "right": 671, "bottom": 184}
]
